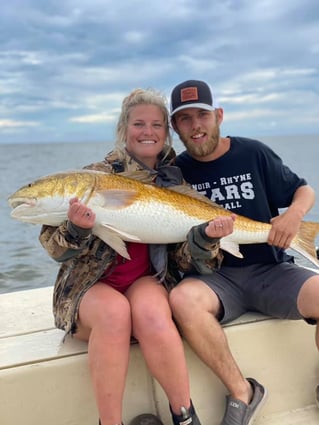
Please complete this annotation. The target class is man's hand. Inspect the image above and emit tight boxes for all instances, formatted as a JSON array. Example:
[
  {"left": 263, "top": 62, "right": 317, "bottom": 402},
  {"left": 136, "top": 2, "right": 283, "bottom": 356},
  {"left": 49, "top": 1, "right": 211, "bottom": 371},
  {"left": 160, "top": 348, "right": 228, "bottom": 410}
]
[{"left": 268, "top": 210, "right": 301, "bottom": 249}]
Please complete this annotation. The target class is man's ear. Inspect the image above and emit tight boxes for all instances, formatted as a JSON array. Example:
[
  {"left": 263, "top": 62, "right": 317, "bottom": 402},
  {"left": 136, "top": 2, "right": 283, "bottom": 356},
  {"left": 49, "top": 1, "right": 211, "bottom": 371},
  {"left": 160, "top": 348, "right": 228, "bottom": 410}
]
[
  {"left": 170, "top": 117, "right": 178, "bottom": 132},
  {"left": 216, "top": 108, "right": 224, "bottom": 125}
]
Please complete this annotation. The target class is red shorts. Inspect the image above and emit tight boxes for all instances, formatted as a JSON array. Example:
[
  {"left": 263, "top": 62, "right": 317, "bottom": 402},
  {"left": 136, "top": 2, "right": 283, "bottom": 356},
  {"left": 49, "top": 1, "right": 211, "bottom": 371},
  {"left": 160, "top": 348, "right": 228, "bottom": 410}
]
[{"left": 100, "top": 242, "right": 152, "bottom": 293}]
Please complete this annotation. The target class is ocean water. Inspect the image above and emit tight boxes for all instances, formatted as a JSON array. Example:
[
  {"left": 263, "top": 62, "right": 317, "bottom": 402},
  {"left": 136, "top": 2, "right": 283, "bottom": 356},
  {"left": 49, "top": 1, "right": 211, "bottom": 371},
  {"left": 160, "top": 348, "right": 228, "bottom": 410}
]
[{"left": 1, "top": 135, "right": 319, "bottom": 294}]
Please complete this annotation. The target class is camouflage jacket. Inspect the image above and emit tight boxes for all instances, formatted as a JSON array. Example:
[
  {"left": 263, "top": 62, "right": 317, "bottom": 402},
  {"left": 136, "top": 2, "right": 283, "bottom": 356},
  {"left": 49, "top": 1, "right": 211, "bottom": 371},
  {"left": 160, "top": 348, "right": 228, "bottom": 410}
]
[{"left": 39, "top": 149, "right": 223, "bottom": 336}]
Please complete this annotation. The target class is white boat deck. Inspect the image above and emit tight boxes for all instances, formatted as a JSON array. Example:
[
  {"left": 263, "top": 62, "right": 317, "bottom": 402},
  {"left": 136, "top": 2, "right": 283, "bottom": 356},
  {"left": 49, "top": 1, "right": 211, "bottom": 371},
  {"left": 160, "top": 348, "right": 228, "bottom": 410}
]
[{"left": 1, "top": 285, "right": 319, "bottom": 425}]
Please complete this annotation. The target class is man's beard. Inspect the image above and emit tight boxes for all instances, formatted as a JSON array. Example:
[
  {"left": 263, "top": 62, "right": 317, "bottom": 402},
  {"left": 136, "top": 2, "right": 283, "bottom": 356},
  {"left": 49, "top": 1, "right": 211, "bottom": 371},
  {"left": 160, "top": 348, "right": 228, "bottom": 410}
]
[{"left": 182, "top": 127, "right": 220, "bottom": 158}]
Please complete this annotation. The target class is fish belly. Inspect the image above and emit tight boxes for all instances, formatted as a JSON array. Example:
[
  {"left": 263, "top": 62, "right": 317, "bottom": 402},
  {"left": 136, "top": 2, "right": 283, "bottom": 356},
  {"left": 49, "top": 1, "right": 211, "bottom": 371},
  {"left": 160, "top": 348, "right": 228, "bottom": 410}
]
[{"left": 94, "top": 200, "right": 203, "bottom": 244}]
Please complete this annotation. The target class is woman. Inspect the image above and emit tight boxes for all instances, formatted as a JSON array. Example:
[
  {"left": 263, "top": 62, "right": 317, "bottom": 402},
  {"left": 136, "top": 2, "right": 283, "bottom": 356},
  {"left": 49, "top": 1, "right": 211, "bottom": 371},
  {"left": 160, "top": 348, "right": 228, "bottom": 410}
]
[{"left": 39, "top": 88, "right": 232, "bottom": 425}]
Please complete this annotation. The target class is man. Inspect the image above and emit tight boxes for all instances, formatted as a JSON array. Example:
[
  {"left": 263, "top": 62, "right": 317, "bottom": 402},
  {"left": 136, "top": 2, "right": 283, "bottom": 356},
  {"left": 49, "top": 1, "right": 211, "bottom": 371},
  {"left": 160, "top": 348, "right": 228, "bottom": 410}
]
[{"left": 168, "top": 79, "right": 319, "bottom": 425}]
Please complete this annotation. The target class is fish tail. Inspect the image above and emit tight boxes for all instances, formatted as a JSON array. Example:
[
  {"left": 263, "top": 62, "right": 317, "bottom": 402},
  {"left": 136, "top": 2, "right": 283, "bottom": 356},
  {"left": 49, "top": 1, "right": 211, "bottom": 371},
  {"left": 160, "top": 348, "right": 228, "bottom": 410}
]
[{"left": 291, "top": 221, "right": 319, "bottom": 267}]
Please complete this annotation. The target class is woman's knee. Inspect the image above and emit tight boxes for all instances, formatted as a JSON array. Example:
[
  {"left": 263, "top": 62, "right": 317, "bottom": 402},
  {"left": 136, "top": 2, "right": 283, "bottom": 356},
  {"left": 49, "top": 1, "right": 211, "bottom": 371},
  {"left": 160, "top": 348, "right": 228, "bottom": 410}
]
[
  {"left": 131, "top": 295, "right": 175, "bottom": 339},
  {"left": 134, "top": 298, "right": 171, "bottom": 328},
  {"left": 103, "top": 296, "right": 131, "bottom": 325},
  {"left": 80, "top": 287, "right": 131, "bottom": 329}
]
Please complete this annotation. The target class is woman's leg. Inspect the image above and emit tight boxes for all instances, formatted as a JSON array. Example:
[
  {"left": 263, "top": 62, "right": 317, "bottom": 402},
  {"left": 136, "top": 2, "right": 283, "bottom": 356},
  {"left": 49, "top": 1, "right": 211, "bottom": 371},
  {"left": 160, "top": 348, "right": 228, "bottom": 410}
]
[
  {"left": 75, "top": 282, "right": 131, "bottom": 425},
  {"left": 125, "top": 277, "right": 191, "bottom": 414}
]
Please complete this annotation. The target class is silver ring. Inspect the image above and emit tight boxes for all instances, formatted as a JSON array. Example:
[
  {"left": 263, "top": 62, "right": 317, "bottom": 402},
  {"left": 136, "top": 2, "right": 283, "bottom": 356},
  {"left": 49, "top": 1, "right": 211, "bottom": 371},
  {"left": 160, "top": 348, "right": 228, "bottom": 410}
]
[{"left": 217, "top": 224, "right": 223, "bottom": 227}]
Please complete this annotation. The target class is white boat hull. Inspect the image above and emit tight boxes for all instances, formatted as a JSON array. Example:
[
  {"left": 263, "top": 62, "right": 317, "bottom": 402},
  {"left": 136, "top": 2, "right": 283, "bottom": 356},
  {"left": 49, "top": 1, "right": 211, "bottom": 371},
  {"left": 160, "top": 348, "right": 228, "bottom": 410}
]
[{"left": 1, "top": 281, "right": 319, "bottom": 425}]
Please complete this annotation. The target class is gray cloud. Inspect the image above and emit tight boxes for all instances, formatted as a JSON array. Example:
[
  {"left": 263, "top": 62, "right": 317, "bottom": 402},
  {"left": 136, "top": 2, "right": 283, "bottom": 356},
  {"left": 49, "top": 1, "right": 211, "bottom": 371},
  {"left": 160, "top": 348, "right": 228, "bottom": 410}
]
[{"left": 0, "top": 0, "right": 318, "bottom": 143}]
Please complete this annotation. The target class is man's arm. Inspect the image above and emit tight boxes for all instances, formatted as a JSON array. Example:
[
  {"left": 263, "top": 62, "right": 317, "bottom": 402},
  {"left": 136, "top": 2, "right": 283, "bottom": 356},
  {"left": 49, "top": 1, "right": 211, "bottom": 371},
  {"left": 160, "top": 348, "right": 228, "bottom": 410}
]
[{"left": 268, "top": 185, "right": 316, "bottom": 249}]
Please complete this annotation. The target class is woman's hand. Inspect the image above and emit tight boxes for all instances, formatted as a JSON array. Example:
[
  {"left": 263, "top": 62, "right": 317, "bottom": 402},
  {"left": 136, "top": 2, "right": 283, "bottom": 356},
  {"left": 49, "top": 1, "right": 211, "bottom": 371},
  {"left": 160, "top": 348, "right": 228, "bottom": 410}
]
[
  {"left": 205, "top": 214, "right": 236, "bottom": 238},
  {"left": 67, "top": 197, "right": 96, "bottom": 229}
]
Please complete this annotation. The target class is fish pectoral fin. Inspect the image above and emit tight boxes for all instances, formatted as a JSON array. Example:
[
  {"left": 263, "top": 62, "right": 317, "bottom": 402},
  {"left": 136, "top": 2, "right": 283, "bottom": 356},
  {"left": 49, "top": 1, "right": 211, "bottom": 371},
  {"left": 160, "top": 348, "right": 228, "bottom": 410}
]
[
  {"left": 220, "top": 239, "right": 243, "bottom": 259},
  {"left": 97, "top": 189, "right": 139, "bottom": 209},
  {"left": 100, "top": 223, "right": 141, "bottom": 242},
  {"left": 92, "top": 224, "right": 141, "bottom": 260}
]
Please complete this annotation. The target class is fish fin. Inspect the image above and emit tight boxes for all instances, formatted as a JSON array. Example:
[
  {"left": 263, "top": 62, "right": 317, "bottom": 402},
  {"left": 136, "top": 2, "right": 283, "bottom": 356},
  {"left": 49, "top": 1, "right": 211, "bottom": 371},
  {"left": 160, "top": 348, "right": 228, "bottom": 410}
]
[
  {"left": 113, "top": 170, "right": 215, "bottom": 201},
  {"left": 92, "top": 223, "right": 141, "bottom": 259},
  {"left": 96, "top": 189, "right": 139, "bottom": 209},
  {"left": 118, "top": 170, "right": 155, "bottom": 184},
  {"left": 290, "top": 221, "right": 319, "bottom": 268},
  {"left": 100, "top": 223, "right": 141, "bottom": 242},
  {"left": 220, "top": 239, "right": 243, "bottom": 258},
  {"left": 167, "top": 185, "right": 228, "bottom": 210}
]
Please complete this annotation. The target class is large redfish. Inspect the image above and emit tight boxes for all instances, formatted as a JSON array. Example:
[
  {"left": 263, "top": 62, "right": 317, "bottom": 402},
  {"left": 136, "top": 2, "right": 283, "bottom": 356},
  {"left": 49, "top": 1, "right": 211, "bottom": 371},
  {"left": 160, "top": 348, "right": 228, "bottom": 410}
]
[{"left": 7, "top": 169, "right": 319, "bottom": 266}]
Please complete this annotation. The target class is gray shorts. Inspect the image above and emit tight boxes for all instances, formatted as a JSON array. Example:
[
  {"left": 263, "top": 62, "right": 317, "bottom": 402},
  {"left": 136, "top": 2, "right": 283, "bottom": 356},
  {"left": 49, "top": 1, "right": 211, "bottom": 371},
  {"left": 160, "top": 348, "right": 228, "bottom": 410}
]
[{"left": 186, "top": 262, "right": 318, "bottom": 324}]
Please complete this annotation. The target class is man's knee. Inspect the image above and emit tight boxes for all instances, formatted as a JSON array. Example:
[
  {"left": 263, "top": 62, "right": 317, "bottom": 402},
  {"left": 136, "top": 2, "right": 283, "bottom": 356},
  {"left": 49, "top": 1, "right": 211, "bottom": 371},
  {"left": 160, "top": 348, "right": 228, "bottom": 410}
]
[
  {"left": 169, "top": 280, "right": 194, "bottom": 311},
  {"left": 170, "top": 279, "right": 223, "bottom": 321},
  {"left": 297, "top": 275, "right": 319, "bottom": 319}
]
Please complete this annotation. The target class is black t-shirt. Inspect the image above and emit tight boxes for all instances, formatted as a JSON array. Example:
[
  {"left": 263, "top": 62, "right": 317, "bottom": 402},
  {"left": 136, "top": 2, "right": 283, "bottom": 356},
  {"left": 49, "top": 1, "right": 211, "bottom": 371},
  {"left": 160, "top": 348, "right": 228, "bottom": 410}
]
[{"left": 175, "top": 136, "right": 307, "bottom": 266}]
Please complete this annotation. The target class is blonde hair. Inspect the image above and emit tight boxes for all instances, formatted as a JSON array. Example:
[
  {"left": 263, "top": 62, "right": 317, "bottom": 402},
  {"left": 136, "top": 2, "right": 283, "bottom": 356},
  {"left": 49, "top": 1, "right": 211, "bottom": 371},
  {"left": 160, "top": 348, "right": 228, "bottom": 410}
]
[{"left": 114, "top": 88, "right": 172, "bottom": 159}]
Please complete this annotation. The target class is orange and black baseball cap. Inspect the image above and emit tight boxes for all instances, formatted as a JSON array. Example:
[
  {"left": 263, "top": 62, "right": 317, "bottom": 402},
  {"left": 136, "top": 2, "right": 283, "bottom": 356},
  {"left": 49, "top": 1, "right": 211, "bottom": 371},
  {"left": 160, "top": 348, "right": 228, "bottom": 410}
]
[{"left": 170, "top": 80, "right": 217, "bottom": 117}]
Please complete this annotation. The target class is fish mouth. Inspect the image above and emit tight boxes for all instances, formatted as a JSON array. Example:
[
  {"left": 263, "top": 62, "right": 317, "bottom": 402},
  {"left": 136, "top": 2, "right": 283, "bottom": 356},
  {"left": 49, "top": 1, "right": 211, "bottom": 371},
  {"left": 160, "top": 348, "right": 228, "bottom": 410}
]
[{"left": 8, "top": 198, "right": 36, "bottom": 209}]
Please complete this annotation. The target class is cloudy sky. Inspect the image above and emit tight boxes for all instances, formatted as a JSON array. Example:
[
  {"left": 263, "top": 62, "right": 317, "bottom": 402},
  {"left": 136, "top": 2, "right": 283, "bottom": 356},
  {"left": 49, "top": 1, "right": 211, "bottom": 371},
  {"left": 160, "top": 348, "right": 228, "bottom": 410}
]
[{"left": 1, "top": 0, "right": 318, "bottom": 144}]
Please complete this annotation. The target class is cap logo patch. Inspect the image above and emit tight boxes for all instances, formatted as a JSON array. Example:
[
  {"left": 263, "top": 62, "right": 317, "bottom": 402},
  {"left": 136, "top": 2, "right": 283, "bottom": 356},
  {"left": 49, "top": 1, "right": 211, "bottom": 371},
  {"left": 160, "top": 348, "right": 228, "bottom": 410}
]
[{"left": 180, "top": 87, "right": 199, "bottom": 103}]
